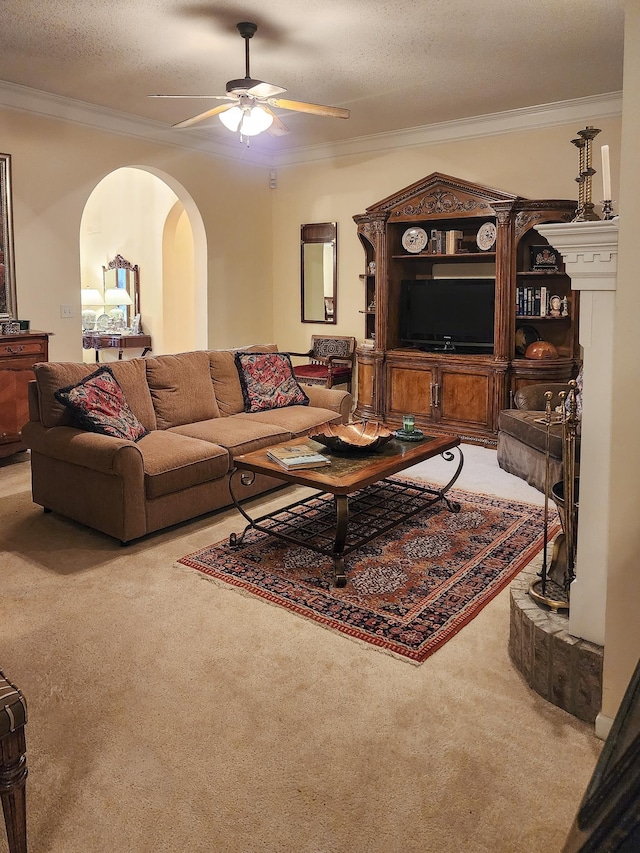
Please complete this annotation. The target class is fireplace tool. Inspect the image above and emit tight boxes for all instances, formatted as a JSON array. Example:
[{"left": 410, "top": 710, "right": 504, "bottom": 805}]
[{"left": 530, "top": 381, "right": 579, "bottom": 611}]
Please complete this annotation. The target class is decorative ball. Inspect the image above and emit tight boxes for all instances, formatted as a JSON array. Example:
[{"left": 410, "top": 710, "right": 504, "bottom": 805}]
[{"left": 525, "top": 340, "right": 559, "bottom": 359}]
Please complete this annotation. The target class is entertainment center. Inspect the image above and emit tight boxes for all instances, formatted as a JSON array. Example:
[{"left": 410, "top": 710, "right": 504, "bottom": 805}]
[{"left": 354, "top": 173, "right": 580, "bottom": 444}]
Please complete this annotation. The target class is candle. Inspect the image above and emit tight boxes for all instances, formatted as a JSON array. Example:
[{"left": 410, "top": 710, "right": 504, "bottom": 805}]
[{"left": 601, "top": 145, "right": 611, "bottom": 200}]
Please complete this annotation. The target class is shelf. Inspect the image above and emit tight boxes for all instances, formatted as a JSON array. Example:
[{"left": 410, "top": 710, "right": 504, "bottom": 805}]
[
  {"left": 517, "top": 270, "right": 566, "bottom": 277},
  {"left": 359, "top": 274, "right": 375, "bottom": 280},
  {"left": 359, "top": 310, "right": 376, "bottom": 315},
  {"left": 392, "top": 252, "right": 495, "bottom": 260},
  {"left": 516, "top": 315, "right": 570, "bottom": 321}
]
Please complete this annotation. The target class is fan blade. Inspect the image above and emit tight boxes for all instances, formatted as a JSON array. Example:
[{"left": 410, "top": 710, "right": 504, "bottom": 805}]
[
  {"left": 267, "top": 98, "right": 350, "bottom": 119},
  {"left": 263, "top": 107, "right": 290, "bottom": 136},
  {"left": 248, "top": 81, "right": 287, "bottom": 99},
  {"left": 149, "top": 94, "right": 233, "bottom": 100},
  {"left": 172, "top": 103, "right": 234, "bottom": 129}
]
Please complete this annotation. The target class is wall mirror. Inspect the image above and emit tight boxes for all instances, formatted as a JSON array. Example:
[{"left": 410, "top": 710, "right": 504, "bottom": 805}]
[
  {"left": 301, "top": 222, "right": 337, "bottom": 324},
  {"left": 0, "top": 153, "right": 17, "bottom": 319},
  {"left": 102, "top": 254, "right": 140, "bottom": 331}
]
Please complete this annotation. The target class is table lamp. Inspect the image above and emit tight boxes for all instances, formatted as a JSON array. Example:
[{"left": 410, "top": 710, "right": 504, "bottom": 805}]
[
  {"left": 80, "top": 287, "right": 104, "bottom": 331},
  {"left": 104, "top": 287, "right": 133, "bottom": 330}
]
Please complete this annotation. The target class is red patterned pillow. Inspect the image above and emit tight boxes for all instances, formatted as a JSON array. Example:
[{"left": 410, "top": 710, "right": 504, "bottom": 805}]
[
  {"left": 235, "top": 352, "right": 309, "bottom": 413},
  {"left": 54, "top": 366, "right": 148, "bottom": 441}
]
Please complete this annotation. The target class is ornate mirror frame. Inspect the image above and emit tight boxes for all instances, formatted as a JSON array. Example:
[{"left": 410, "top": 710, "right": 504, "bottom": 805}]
[
  {"left": 301, "top": 222, "right": 337, "bottom": 324},
  {"left": 0, "top": 153, "right": 17, "bottom": 318},
  {"left": 102, "top": 254, "right": 140, "bottom": 330}
]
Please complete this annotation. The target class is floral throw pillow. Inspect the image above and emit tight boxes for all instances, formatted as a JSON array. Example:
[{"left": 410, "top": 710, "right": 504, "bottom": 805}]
[
  {"left": 235, "top": 352, "right": 309, "bottom": 413},
  {"left": 54, "top": 366, "right": 148, "bottom": 441}
]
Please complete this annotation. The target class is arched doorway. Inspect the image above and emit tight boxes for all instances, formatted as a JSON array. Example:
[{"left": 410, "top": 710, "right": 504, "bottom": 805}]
[{"left": 79, "top": 166, "right": 206, "bottom": 360}]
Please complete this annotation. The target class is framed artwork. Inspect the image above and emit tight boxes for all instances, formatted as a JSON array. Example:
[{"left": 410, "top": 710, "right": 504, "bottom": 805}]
[
  {"left": 530, "top": 244, "right": 559, "bottom": 271},
  {"left": 0, "top": 153, "right": 17, "bottom": 319}
]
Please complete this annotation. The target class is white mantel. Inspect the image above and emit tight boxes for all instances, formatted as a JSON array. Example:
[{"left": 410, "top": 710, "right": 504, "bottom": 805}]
[{"left": 535, "top": 219, "right": 618, "bottom": 648}]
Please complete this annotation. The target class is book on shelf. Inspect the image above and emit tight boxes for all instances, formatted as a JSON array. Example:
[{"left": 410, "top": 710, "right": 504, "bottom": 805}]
[
  {"left": 445, "top": 229, "right": 464, "bottom": 254},
  {"left": 266, "top": 444, "right": 331, "bottom": 470}
]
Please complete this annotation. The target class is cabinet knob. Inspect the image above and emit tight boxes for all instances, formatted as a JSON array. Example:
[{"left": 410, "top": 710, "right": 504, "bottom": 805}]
[{"left": 6, "top": 345, "right": 24, "bottom": 354}]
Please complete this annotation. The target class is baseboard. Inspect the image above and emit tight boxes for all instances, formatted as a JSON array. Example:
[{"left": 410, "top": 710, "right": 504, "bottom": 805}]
[{"left": 595, "top": 711, "right": 614, "bottom": 741}]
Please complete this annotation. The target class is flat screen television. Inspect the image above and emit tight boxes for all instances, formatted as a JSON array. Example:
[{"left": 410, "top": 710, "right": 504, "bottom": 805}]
[{"left": 399, "top": 278, "right": 495, "bottom": 353}]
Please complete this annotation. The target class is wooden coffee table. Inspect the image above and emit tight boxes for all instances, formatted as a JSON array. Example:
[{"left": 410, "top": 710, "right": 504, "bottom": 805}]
[{"left": 228, "top": 433, "right": 463, "bottom": 587}]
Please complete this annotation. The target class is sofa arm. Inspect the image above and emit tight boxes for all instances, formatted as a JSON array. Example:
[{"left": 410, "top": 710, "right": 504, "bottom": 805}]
[
  {"left": 304, "top": 386, "right": 353, "bottom": 423},
  {"left": 514, "top": 383, "right": 571, "bottom": 411},
  {"left": 21, "top": 421, "right": 144, "bottom": 477}
]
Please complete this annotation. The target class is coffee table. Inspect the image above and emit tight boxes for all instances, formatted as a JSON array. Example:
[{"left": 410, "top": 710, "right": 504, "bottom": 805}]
[{"left": 228, "top": 433, "right": 463, "bottom": 587}]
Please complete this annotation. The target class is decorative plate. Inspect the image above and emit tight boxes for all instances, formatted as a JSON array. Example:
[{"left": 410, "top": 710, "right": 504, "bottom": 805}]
[
  {"left": 401, "top": 227, "right": 429, "bottom": 254},
  {"left": 309, "top": 421, "right": 395, "bottom": 453},
  {"left": 95, "top": 313, "right": 110, "bottom": 331},
  {"left": 515, "top": 324, "right": 541, "bottom": 356},
  {"left": 476, "top": 222, "right": 497, "bottom": 251}
]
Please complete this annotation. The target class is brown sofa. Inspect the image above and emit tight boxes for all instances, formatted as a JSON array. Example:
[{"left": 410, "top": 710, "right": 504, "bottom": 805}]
[{"left": 21, "top": 346, "right": 352, "bottom": 543}]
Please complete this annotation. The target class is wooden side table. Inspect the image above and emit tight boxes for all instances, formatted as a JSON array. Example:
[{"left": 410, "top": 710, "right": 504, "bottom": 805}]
[
  {"left": 0, "top": 330, "right": 50, "bottom": 457},
  {"left": 82, "top": 333, "right": 152, "bottom": 363}
]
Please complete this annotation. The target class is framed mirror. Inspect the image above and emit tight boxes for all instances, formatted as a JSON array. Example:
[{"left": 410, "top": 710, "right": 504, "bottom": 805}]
[
  {"left": 301, "top": 222, "right": 337, "bottom": 324},
  {"left": 102, "top": 255, "right": 140, "bottom": 331},
  {"left": 0, "top": 153, "right": 17, "bottom": 319}
]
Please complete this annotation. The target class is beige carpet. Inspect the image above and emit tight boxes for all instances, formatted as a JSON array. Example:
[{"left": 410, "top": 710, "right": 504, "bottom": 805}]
[{"left": 1, "top": 447, "right": 600, "bottom": 853}]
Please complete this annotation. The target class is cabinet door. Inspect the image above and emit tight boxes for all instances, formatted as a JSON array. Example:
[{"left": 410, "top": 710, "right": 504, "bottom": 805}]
[
  {"left": 438, "top": 368, "right": 491, "bottom": 429},
  {"left": 387, "top": 364, "right": 437, "bottom": 421},
  {"left": 0, "top": 364, "right": 35, "bottom": 448}
]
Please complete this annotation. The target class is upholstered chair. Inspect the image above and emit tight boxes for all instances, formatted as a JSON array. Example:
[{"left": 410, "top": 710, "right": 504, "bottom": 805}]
[
  {"left": 0, "top": 669, "right": 28, "bottom": 853},
  {"left": 289, "top": 335, "right": 356, "bottom": 393}
]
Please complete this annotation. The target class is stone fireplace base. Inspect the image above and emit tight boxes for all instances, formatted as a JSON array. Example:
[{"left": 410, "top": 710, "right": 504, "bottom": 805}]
[{"left": 509, "top": 554, "right": 604, "bottom": 724}]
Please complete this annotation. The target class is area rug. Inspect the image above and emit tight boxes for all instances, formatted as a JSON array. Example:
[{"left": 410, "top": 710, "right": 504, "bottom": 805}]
[{"left": 178, "top": 479, "right": 559, "bottom": 663}]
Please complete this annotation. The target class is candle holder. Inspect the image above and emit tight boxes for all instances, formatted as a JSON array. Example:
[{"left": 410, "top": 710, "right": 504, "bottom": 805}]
[
  {"left": 601, "top": 199, "right": 616, "bottom": 221},
  {"left": 572, "top": 126, "right": 601, "bottom": 222}
]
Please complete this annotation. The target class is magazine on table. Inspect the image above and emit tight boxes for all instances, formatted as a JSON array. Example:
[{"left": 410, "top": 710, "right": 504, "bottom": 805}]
[{"left": 266, "top": 444, "right": 331, "bottom": 470}]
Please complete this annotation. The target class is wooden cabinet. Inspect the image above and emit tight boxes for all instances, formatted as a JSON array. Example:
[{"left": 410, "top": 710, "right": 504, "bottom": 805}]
[
  {"left": 353, "top": 173, "right": 579, "bottom": 443},
  {"left": 0, "top": 331, "right": 50, "bottom": 457}
]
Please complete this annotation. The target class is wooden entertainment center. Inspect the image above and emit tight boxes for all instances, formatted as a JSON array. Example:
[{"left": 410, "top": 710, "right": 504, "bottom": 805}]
[{"left": 353, "top": 172, "right": 580, "bottom": 444}]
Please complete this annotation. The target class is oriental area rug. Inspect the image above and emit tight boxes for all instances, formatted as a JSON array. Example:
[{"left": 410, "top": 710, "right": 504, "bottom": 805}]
[{"left": 178, "top": 480, "right": 559, "bottom": 664}]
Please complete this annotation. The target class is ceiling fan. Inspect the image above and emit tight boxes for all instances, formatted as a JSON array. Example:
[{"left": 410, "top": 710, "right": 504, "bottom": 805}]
[{"left": 150, "top": 21, "right": 350, "bottom": 140}]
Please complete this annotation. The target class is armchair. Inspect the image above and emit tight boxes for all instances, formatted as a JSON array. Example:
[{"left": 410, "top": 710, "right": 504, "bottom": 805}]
[
  {"left": 497, "top": 382, "right": 580, "bottom": 492},
  {"left": 0, "top": 669, "right": 28, "bottom": 853},
  {"left": 289, "top": 335, "right": 356, "bottom": 393}
]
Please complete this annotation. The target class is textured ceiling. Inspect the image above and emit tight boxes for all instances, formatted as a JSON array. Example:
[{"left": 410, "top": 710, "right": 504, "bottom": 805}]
[{"left": 0, "top": 0, "right": 624, "bottom": 152}]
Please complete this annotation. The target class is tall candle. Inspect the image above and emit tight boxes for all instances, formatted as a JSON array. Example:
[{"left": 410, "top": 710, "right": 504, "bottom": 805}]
[{"left": 601, "top": 145, "right": 612, "bottom": 199}]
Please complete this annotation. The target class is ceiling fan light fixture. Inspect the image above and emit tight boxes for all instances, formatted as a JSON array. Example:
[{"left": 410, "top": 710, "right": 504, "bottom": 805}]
[
  {"left": 219, "top": 106, "right": 244, "bottom": 132},
  {"left": 239, "top": 105, "right": 273, "bottom": 136}
]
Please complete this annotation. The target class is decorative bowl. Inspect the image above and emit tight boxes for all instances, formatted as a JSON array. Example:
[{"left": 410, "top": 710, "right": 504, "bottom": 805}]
[
  {"left": 309, "top": 421, "right": 395, "bottom": 453},
  {"left": 525, "top": 340, "right": 559, "bottom": 359}
]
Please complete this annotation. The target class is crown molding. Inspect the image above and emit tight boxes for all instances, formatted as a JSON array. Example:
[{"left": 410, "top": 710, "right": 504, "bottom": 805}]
[
  {"left": 273, "top": 92, "right": 623, "bottom": 167},
  {"left": 0, "top": 80, "right": 622, "bottom": 170},
  {"left": 0, "top": 79, "right": 273, "bottom": 167}
]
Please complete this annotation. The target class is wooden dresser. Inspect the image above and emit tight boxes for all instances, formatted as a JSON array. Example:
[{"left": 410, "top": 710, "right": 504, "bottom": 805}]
[{"left": 0, "top": 330, "right": 50, "bottom": 457}]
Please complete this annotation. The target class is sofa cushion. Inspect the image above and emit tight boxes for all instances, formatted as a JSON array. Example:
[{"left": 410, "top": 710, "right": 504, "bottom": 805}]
[
  {"left": 209, "top": 344, "right": 278, "bottom": 417},
  {"left": 145, "top": 351, "right": 220, "bottom": 430},
  {"left": 235, "top": 351, "right": 309, "bottom": 413},
  {"left": 498, "top": 409, "right": 565, "bottom": 459},
  {"left": 136, "top": 431, "right": 229, "bottom": 499},
  {"left": 234, "top": 405, "right": 342, "bottom": 437},
  {"left": 170, "top": 418, "right": 290, "bottom": 465},
  {"left": 0, "top": 669, "right": 27, "bottom": 737},
  {"left": 34, "top": 358, "right": 156, "bottom": 430},
  {"left": 54, "top": 366, "right": 148, "bottom": 441}
]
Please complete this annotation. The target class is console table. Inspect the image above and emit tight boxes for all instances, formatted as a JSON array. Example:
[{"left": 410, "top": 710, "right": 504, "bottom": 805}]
[{"left": 82, "top": 333, "right": 152, "bottom": 363}]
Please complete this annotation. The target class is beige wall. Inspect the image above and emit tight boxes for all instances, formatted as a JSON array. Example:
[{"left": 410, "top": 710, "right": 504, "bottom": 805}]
[
  {"left": 271, "top": 119, "right": 621, "bottom": 353},
  {"left": 602, "top": 2, "right": 640, "bottom": 721},
  {"left": 4, "top": 107, "right": 273, "bottom": 362}
]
